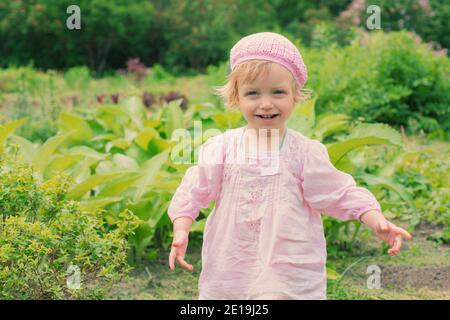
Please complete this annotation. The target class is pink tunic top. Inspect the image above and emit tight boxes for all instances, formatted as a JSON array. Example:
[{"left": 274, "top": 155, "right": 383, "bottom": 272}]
[{"left": 168, "top": 126, "right": 381, "bottom": 300}]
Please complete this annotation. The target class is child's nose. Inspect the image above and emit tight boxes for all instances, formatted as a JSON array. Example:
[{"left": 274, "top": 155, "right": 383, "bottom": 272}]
[{"left": 260, "top": 97, "right": 274, "bottom": 109}]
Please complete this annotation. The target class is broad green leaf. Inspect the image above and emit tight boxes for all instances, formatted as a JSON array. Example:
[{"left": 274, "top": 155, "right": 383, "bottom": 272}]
[
  {"left": 149, "top": 201, "right": 170, "bottom": 229},
  {"left": 106, "top": 138, "right": 130, "bottom": 152},
  {"left": 183, "top": 103, "right": 214, "bottom": 121},
  {"left": 95, "top": 160, "right": 115, "bottom": 174},
  {"left": 9, "top": 135, "right": 37, "bottom": 161},
  {"left": 94, "top": 154, "right": 138, "bottom": 174},
  {"left": 201, "top": 118, "right": 224, "bottom": 133},
  {"left": 125, "top": 144, "right": 154, "bottom": 165},
  {"left": 129, "top": 197, "right": 171, "bottom": 254},
  {"left": 358, "top": 174, "right": 414, "bottom": 206},
  {"left": 348, "top": 123, "right": 402, "bottom": 146},
  {"left": 124, "top": 128, "right": 138, "bottom": 142},
  {"left": 133, "top": 150, "right": 170, "bottom": 201},
  {"left": 70, "top": 157, "right": 97, "bottom": 183},
  {"left": 67, "top": 146, "right": 108, "bottom": 161},
  {"left": 211, "top": 109, "right": 242, "bottom": 129},
  {"left": 166, "top": 161, "right": 193, "bottom": 173},
  {"left": 147, "top": 138, "right": 175, "bottom": 157},
  {"left": 32, "top": 132, "right": 73, "bottom": 174},
  {"left": 58, "top": 112, "right": 93, "bottom": 141},
  {"left": 333, "top": 154, "right": 358, "bottom": 174},
  {"left": 97, "top": 105, "right": 129, "bottom": 117},
  {"left": 170, "top": 129, "right": 193, "bottom": 165},
  {"left": 112, "top": 154, "right": 139, "bottom": 171},
  {"left": 134, "top": 127, "right": 159, "bottom": 151},
  {"left": 143, "top": 119, "right": 160, "bottom": 128},
  {"left": 90, "top": 133, "right": 116, "bottom": 141},
  {"left": 96, "top": 105, "right": 129, "bottom": 135},
  {"left": 378, "top": 150, "right": 423, "bottom": 177},
  {"left": 123, "top": 96, "right": 145, "bottom": 131},
  {"left": 164, "top": 99, "right": 184, "bottom": 139},
  {"left": 133, "top": 194, "right": 171, "bottom": 229},
  {"left": 0, "top": 118, "right": 26, "bottom": 146},
  {"left": 44, "top": 154, "right": 84, "bottom": 179},
  {"left": 357, "top": 173, "right": 419, "bottom": 225},
  {"left": 153, "top": 172, "right": 185, "bottom": 191},
  {"left": 327, "top": 123, "right": 402, "bottom": 165},
  {"left": 328, "top": 138, "right": 387, "bottom": 165},
  {"left": 78, "top": 197, "right": 122, "bottom": 210},
  {"left": 131, "top": 223, "right": 155, "bottom": 256},
  {"left": 127, "top": 199, "right": 153, "bottom": 221},
  {"left": 67, "top": 172, "right": 127, "bottom": 200},
  {"left": 314, "top": 113, "right": 349, "bottom": 140},
  {"left": 96, "top": 173, "right": 141, "bottom": 197}
]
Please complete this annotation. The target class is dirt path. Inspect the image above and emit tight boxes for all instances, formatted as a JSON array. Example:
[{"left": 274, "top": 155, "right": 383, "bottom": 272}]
[{"left": 328, "top": 221, "right": 450, "bottom": 299}]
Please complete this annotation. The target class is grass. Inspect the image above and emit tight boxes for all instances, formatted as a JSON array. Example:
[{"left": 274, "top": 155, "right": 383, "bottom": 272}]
[
  {"left": 108, "top": 221, "right": 450, "bottom": 300},
  {"left": 108, "top": 241, "right": 203, "bottom": 300},
  {"left": 327, "top": 222, "right": 450, "bottom": 299}
]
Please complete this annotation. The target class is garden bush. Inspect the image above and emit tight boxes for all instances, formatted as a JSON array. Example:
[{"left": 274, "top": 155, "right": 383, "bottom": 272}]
[
  {"left": 0, "top": 0, "right": 156, "bottom": 72},
  {"left": 350, "top": 0, "right": 450, "bottom": 54},
  {"left": 306, "top": 31, "right": 450, "bottom": 134},
  {"left": 0, "top": 152, "right": 139, "bottom": 299}
]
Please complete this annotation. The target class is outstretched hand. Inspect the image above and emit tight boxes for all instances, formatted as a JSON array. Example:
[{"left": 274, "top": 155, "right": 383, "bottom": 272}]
[
  {"left": 360, "top": 210, "right": 413, "bottom": 256},
  {"left": 373, "top": 219, "right": 413, "bottom": 256},
  {"left": 169, "top": 230, "right": 194, "bottom": 271}
]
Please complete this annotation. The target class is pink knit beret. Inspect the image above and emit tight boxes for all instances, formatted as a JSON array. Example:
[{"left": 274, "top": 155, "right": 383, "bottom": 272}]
[{"left": 230, "top": 32, "right": 308, "bottom": 89}]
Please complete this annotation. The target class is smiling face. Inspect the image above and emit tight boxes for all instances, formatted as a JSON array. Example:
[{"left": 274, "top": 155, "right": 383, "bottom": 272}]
[{"left": 236, "top": 62, "right": 300, "bottom": 139}]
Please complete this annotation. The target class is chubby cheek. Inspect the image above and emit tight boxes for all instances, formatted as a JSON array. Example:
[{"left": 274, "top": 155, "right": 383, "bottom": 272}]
[
  {"left": 244, "top": 112, "right": 258, "bottom": 123},
  {"left": 239, "top": 103, "right": 257, "bottom": 118},
  {"left": 281, "top": 108, "right": 293, "bottom": 119}
]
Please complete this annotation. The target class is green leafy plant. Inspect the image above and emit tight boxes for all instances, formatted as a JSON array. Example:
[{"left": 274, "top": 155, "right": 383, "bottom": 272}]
[
  {"left": 288, "top": 98, "right": 416, "bottom": 252},
  {"left": 306, "top": 31, "right": 450, "bottom": 134},
  {"left": 0, "top": 153, "right": 139, "bottom": 299}
]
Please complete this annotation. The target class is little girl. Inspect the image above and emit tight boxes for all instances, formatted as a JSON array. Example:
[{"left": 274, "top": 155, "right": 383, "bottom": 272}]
[{"left": 167, "top": 32, "right": 412, "bottom": 300}]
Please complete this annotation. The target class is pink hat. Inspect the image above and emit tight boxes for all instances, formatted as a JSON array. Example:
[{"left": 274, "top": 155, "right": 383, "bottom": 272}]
[{"left": 230, "top": 32, "right": 308, "bottom": 89}]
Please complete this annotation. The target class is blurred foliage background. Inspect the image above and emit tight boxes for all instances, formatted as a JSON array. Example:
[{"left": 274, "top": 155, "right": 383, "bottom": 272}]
[
  {"left": 0, "top": 0, "right": 449, "bottom": 299},
  {"left": 1, "top": 0, "right": 449, "bottom": 73}
]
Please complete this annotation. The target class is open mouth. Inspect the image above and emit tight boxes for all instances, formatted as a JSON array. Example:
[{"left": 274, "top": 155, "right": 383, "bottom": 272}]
[{"left": 255, "top": 114, "right": 280, "bottom": 119}]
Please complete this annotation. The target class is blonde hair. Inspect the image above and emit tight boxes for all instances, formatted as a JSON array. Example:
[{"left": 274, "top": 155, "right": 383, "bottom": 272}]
[{"left": 214, "top": 60, "right": 312, "bottom": 108}]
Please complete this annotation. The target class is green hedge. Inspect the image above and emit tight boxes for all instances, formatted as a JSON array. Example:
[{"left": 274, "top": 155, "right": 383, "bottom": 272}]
[
  {"left": 2, "top": 1, "right": 449, "bottom": 75},
  {"left": 0, "top": 153, "right": 139, "bottom": 299},
  {"left": 305, "top": 31, "right": 450, "bottom": 133},
  {"left": 0, "top": 0, "right": 156, "bottom": 73}
]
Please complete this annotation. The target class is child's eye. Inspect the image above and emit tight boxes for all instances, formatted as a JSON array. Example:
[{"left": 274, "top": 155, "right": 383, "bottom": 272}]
[
  {"left": 274, "top": 90, "right": 286, "bottom": 94},
  {"left": 246, "top": 91, "right": 258, "bottom": 96}
]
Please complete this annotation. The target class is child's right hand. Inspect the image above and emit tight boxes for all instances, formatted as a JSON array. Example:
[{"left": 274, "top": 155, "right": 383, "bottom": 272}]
[{"left": 169, "top": 230, "right": 194, "bottom": 271}]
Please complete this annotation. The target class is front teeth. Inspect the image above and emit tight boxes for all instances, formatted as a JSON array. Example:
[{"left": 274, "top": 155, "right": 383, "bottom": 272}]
[{"left": 258, "top": 114, "right": 277, "bottom": 118}]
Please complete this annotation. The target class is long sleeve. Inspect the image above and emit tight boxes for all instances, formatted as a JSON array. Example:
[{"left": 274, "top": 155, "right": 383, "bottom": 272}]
[
  {"left": 300, "top": 139, "right": 381, "bottom": 221},
  {"left": 167, "top": 134, "right": 225, "bottom": 223}
]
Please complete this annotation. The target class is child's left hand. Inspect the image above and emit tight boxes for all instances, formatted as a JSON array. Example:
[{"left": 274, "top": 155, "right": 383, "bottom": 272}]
[{"left": 360, "top": 210, "right": 413, "bottom": 256}]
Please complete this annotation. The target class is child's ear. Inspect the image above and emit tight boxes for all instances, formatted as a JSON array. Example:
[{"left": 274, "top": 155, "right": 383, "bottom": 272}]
[{"left": 293, "top": 92, "right": 301, "bottom": 104}]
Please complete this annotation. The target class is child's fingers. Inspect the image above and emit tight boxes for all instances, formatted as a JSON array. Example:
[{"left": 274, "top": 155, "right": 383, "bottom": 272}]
[
  {"left": 169, "top": 247, "right": 177, "bottom": 270},
  {"left": 388, "top": 235, "right": 403, "bottom": 256},
  {"left": 388, "top": 221, "right": 413, "bottom": 240},
  {"left": 398, "top": 227, "right": 413, "bottom": 240},
  {"left": 177, "top": 255, "right": 194, "bottom": 271}
]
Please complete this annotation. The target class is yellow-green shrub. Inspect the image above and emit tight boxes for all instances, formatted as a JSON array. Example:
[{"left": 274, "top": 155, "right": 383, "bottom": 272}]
[{"left": 0, "top": 153, "right": 139, "bottom": 299}]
